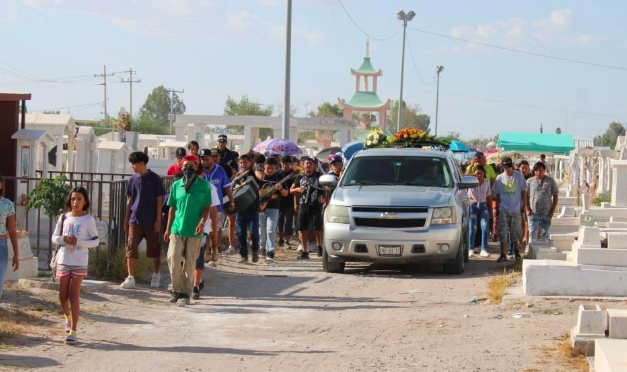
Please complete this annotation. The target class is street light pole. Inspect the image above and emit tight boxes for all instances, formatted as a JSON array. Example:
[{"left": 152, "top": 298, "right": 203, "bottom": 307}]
[
  {"left": 282, "top": 0, "right": 292, "bottom": 140},
  {"left": 434, "top": 65, "right": 444, "bottom": 136},
  {"left": 396, "top": 10, "right": 415, "bottom": 133}
]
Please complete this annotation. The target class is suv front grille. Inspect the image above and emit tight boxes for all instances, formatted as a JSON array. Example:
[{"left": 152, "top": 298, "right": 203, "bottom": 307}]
[
  {"left": 352, "top": 206, "right": 428, "bottom": 213},
  {"left": 353, "top": 217, "right": 426, "bottom": 228}
]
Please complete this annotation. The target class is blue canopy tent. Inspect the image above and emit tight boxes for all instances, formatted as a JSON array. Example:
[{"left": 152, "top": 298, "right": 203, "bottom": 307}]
[
  {"left": 497, "top": 132, "right": 575, "bottom": 154},
  {"left": 341, "top": 141, "right": 364, "bottom": 160},
  {"left": 449, "top": 140, "right": 469, "bottom": 152}
]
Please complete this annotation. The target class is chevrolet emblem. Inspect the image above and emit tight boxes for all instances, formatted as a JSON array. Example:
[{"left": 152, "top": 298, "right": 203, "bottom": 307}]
[{"left": 380, "top": 212, "right": 398, "bottom": 219}]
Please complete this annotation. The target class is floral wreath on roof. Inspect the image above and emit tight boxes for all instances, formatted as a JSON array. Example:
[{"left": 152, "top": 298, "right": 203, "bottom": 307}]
[{"left": 365, "top": 128, "right": 451, "bottom": 149}]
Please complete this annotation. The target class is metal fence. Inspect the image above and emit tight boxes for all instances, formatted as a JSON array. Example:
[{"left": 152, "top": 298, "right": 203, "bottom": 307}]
[{"left": 2, "top": 171, "right": 175, "bottom": 276}]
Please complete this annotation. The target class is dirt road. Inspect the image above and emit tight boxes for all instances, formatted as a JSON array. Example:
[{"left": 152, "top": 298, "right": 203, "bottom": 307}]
[{"left": 2, "top": 248, "right": 621, "bottom": 372}]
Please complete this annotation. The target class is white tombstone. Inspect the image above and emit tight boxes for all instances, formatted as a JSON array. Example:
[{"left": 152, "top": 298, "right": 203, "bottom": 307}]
[
  {"left": 6, "top": 234, "right": 38, "bottom": 280},
  {"left": 97, "top": 141, "right": 130, "bottom": 174},
  {"left": 11, "top": 129, "right": 54, "bottom": 197},
  {"left": 610, "top": 160, "right": 627, "bottom": 207},
  {"left": 124, "top": 131, "right": 139, "bottom": 151},
  {"left": 75, "top": 126, "right": 97, "bottom": 173},
  {"left": 576, "top": 304, "right": 605, "bottom": 336}
]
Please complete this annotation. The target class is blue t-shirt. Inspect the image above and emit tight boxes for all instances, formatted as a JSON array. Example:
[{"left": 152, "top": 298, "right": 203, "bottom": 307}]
[
  {"left": 126, "top": 169, "right": 166, "bottom": 226},
  {"left": 493, "top": 171, "right": 527, "bottom": 213},
  {"left": 202, "top": 164, "right": 231, "bottom": 212}
]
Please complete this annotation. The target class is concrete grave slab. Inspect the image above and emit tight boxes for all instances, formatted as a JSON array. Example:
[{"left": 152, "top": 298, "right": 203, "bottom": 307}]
[
  {"left": 607, "top": 232, "right": 627, "bottom": 249},
  {"left": 595, "top": 339, "right": 627, "bottom": 372},
  {"left": 606, "top": 309, "right": 627, "bottom": 339}
]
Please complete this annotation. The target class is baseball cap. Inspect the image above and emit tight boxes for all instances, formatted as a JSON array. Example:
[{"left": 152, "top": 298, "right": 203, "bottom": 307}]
[
  {"left": 217, "top": 134, "right": 228, "bottom": 143},
  {"left": 198, "top": 148, "right": 212, "bottom": 157},
  {"left": 329, "top": 154, "right": 343, "bottom": 164},
  {"left": 182, "top": 154, "right": 199, "bottom": 165},
  {"left": 502, "top": 157, "right": 514, "bottom": 168},
  {"left": 175, "top": 147, "right": 186, "bottom": 158}
]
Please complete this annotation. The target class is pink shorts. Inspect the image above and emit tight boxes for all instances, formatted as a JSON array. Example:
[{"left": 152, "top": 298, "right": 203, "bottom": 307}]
[{"left": 56, "top": 264, "right": 88, "bottom": 280}]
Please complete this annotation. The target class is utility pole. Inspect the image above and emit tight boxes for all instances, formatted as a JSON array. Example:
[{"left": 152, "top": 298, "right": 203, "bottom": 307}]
[
  {"left": 95, "top": 65, "right": 114, "bottom": 127},
  {"left": 281, "top": 0, "right": 292, "bottom": 140},
  {"left": 396, "top": 10, "right": 416, "bottom": 133},
  {"left": 120, "top": 69, "right": 140, "bottom": 124},
  {"left": 165, "top": 88, "right": 184, "bottom": 135},
  {"left": 434, "top": 65, "right": 444, "bottom": 136}
]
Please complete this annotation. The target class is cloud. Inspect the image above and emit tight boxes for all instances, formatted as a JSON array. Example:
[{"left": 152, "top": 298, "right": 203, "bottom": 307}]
[
  {"left": 225, "top": 11, "right": 256, "bottom": 32},
  {"left": 0, "top": 1, "right": 22, "bottom": 22},
  {"left": 432, "top": 9, "right": 602, "bottom": 55},
  {"left": 252, "top": 0, "right": 280, "bottom": 6},
  {"left": 263, "top": 22, "right": 325, "bottom": 45}
]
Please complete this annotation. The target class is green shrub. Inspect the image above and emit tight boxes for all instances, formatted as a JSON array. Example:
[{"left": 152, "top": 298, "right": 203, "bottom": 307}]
[{"left": 593, "top": 194, "right": 611, "bottom": 206}]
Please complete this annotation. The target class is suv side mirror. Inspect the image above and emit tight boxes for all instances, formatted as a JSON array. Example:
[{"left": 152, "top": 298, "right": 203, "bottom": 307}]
[
  {"left": 319, "top": 174, "right": 338, "bottom": 188},
  {"left": 458, "top": 175, "right": 479, "bottom": 189}
]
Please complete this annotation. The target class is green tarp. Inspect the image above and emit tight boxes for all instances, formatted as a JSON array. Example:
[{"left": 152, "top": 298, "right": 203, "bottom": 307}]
[{"left": 497, "top": 132, "right": 575, "bottom": 154}]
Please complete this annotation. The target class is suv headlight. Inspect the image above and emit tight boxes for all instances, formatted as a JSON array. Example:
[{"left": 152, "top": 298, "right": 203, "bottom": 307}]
[
  {"left": 326, "top": 205, "right": 350, "bottom": 224},
  {"left": 431, "top": 207, "right": 456, "bottom": 225}
]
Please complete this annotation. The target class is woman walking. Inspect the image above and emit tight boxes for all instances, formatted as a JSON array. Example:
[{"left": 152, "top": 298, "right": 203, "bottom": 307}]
[{"left": 52, "top": 187, "right": 99, "bottom": 345}]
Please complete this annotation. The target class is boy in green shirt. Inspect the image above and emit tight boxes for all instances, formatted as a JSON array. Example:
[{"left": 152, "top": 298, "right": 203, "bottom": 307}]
[{"left": 164, "top": 155, "right": 212, "bottom": 307}]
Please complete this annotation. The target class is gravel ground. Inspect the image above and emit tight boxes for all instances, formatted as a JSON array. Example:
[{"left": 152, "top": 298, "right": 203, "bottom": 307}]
[{"left": 1, "top": 244, "right": 626, "bottom": 372}]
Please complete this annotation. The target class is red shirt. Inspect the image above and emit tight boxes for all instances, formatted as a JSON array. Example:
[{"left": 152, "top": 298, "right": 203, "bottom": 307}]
[{"left": 166, "top": 163, "right": 182, "bottom": 176}]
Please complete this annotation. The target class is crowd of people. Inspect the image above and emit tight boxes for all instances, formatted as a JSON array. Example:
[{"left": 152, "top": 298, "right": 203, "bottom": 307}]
[
  {"left": 0, "top": 136, "right": 562, "bottom": 346},
  {"left": 463, "top": 152, "right": 558, "bottom": 263}
]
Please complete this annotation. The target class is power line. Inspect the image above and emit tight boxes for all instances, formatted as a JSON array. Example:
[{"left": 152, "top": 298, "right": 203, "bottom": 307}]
[
  {"left": 119, "top": 69, "right": 141, "bottom": 119},
  {"left": 336, "top": 0, "right": 401, "bottom": 42},
  {"left": 443, "top": 91, "right": 627, "bottom": 118},
  {"left": 408, "top": 27, "right": 627, "bottom": 72},
  {"left": 405, "top": 34, "right": 435, "bottom": 86},
  {"left": 30, "top": 102, "right": 104, "bottom": 113}
]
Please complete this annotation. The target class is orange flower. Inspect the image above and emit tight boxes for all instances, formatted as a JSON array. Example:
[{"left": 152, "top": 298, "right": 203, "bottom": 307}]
[{"left": 404, "top": 134, "right": 409, "bottom": 139}]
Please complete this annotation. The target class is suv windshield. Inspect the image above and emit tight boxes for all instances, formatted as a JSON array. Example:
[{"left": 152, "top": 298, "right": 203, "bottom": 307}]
[{"left": 341, "top": 156, "right": 452, "bottom": 188}]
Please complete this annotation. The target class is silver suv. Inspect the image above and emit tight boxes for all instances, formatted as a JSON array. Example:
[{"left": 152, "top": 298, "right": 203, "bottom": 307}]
[{"left": 320, "top": 147, "right": 478, "bottom": 274}]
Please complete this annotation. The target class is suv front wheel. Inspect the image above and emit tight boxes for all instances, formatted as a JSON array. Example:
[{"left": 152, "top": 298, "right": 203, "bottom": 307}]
[
  {"left": 322, "top": 247, "right": 345, "bottom": 273},
  {"left": 443, "top": 238, "right": 465, "bottom": 275}
]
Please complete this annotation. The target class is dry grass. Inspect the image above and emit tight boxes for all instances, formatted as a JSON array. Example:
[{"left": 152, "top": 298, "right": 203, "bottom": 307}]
[
  {"left": 89, "top": 247, "right": 156, "bottom": 283},
  {"left": 532, "top": 335, "right": 589, "bottom": 372},
  {"left": 487, "top": 272, "right": 517, "bottom": 303},
  {"left": 0, "top": 305, "right": 56, "bottom": 343}
]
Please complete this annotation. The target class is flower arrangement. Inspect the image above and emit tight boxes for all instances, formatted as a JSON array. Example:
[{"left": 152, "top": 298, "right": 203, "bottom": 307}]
[
  {"left": 364, "top": 128, "right": 389, "bottom": 148},
  {"left": 364, "top": 128, "right": 451, "bottom": 149},
  {"left": 389, "top": 128, "right": 451, "bottom": 148}
]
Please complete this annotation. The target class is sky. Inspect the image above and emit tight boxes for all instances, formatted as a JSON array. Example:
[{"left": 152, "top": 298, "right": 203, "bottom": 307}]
[{"left": 1, "top": 0, "right": 626, "bottom": 140}]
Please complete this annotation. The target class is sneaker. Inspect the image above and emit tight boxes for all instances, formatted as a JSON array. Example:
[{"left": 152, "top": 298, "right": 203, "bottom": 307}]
[
  {"left": 507, "top": 254, "right": 515, "bottom": 261},
  {"left": 238, "top": 256, "right": 249, "bottom": 264},
  {"left": 192, "top": 287, "right": 200, "bottom": 300},
  {"left": 266, "top": 251, "right": 275, "bottom": 259},
  {"left": 260, "top": 249, "right": 266, "bottom": 258},
  {"left": 277, "top": 239, "right": 285, "bottom": 247},
  {"left": 473, "top": 247, "right": 480, "bottom": 254},
  {"left": 199, "top": 279, "right": 205, "bottom": 291},
  {"left": 252, "top": 250, "right": 260, "bottom": 263},
  {"left": 317, "top": 245, "right": 323, "bottom": 257},
  {"left": 468, "top": 250, "right": 474, "bottom": 258},
  {"left": 120, "top": 275, "right": 136, "bottom": 289},
  {"left": 297, "top": 244, "right": 303, "bottom": 253},
  {"left": 297, "top": 251, "right": 310, "bottom": 260},
  {"left": 177, "top": 296, "right": 189, "bottom": 307},
  {"left": 480, "top": 250, "right": 490, "bottom": 258},
  {"left": 150, "top": 273, "right": 161, "bottom": 288},
  {"left": 497, "top": 254, "right": 507, "bottom": 263},
  {"left": 65, "top": 331, "right": 77, "bottom": 345},
  {"left": 226, "top": 246, "right": 236, "bottom": 255},
  {"left": 208, "top": 261, "right": 217, "bottom": 267},
  {"left": 168, "top": 292, "right": 180, "bottom": 303}
]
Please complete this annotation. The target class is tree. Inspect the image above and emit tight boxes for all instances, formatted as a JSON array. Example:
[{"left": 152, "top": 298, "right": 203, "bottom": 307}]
[
  {"left": 464, "top": 135, "right": 498, "bottom": 151},
  {"left": 556, "top": 127, "right": 562, "bottom": 134},
  {"left": 389, "top": 100, "right": 430, "bottom": 132},
  {"left": 135, "top": 85, "right": 185, "bottom": 134},
  {"left": 224, "top": 95, "right": 274, "bottom": 138},
  {"left": 444, "top": 132, "right": 462, "bottom": 142},
  {"left": 224, "top": 95, "right": 273, "bottom": 116},
  {"left": 309, "top": 102, "right": 343, "bottom": 119},
  {"left": 594, "top": 122, "right": 625, "bottom": 149}
]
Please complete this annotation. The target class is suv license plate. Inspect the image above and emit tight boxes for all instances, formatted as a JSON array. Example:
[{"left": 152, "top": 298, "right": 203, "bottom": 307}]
[{"left": 378, "top": 245, "right": 402, "bottom": 256}]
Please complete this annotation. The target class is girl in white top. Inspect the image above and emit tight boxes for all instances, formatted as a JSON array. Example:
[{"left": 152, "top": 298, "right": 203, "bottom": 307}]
[{"left": 51, "top": 187, "right": 99, "bottom": 345}]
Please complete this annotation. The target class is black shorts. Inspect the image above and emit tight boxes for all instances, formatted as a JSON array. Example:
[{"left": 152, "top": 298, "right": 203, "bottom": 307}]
[
  {"left": 296, "top": 205, "right": 323, "bottom": 231},
  {"left": 278, "top": 207, "right": 294, "bottom": 236}
]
